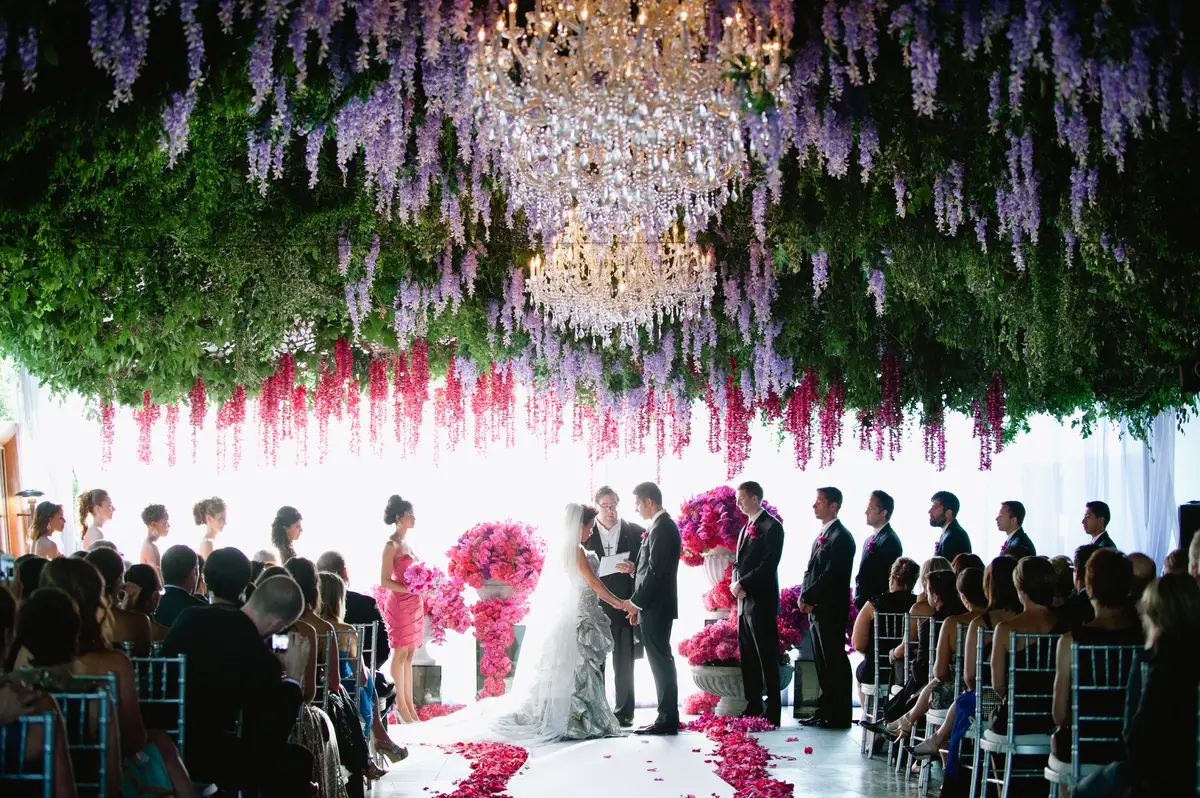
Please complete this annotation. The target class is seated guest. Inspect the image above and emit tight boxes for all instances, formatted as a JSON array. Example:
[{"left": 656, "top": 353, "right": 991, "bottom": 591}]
[
  {"left": 1127, "top": 553, "right": 1156, "bottom": 603},
  {"left": 284, "top": 557, "right": 341, "bottom": 694},
  {"left": 252, "top": 549, "right": 278, "bottom": 565},
  {"left": 1078, "top": 574, "right": 1200, "bottom": 798},
  {"left": 889, "top": 557, "right": 952, "bottom": 667},
  {"left": 156, "top": 545, "right": 208, "bottom": 627},
  {"left": 23, "top": 559, "right": 194, "bottom": 796},
  {"left": 123, "top": 564, "right": 170, "bottom": 643},
  {"left": 952, "top": 553, "right": 985, "bottom": 573},
  {"left": 163, "top": 576, "right": 315, "bottom": 796},
  {"left": 317, "top": 572, "right": 405, "bottom": 761},
  {"left": 1049, "top": 555, "right": 1075, "bottom": 610},
  {"left": 12, "top": 554, "right": 48, "bottom": 602},
  {"left": 1049, "top": 549, "right": 1143, "bottom": 774},
  {"left": 1162, "top": 548, "right": 1187, "bottom": 576},
  {"left": 1063, "top": 544, "right": 1101, "bottom": 627},
  {"left": 87, "top": 539, "right": 120, "bottom": 553},
  {"left": 1189, "top": 529, "right": 1200, "bottom": 579},
  {"left": 204, "top": 547, "right": 252, "bottom": 608},
  {"left": 884, "top": 567, "right": 987, "bottom": 737},
  {"left": 851, "top": 556, "right": 920, "bottom": 704},
  {"left": 316, "top": 551, "right": 392, "bottom": 675},
  {"left": 86, "top": 546, "right": 153, "bottom": 656}
]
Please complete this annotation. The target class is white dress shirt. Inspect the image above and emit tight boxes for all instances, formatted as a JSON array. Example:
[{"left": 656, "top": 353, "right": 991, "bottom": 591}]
[
  {"left": 737, "top": 507, "right": 766, "bottom": 552},
  {"left": 597, "top": 518, "right": 622, "bottom": 556},
  {"left": 819, "top": 518, "right": 838, "bottom": 538}
]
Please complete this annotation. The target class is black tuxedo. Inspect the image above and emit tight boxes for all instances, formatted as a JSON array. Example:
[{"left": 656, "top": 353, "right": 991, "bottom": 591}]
[
  {"left": 163, "top": 606, "right": 310, "bottom": 794},
  {"left": 631, "top": 511, "right": 681, "bottom": 727},
  {"left": 934, "top": 519, "right": 972, "bottom": 564},
  {"left": 156, "top": 584, "right": 208, "bottom": 628},
  {"left": 1092, "top": 530, "right": 1118, "bottom": 549},
  {"left": 587, "top": 518, "right": 644, "bottom": 720},
  {"left": 800, "top": 519, "right": 856, "bottom": 726},
  {"left": 854, "top": 523, "right": 903, "bottom": 611},
  {"left": 1000, "top": 527, "right": 1037, "bottom": 557},
  {"left": 344, "top": 589, "right": 390, "bottom": 669},
  {"left": 732, "top": 511, "right": 784, "bottom": 725}
]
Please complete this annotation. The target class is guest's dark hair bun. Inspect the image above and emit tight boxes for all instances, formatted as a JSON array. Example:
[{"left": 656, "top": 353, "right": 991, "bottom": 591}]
[{"left": 384, "top": 495, "right": 413, "bottom": 525}]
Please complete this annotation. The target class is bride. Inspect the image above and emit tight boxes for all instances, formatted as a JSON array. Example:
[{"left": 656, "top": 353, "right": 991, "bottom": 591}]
[{"left": 400, "top": 503, "right": 628, "bottom": 745}]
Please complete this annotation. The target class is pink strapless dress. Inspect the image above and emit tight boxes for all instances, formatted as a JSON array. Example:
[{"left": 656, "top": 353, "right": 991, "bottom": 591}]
[{"left": 384, "top": 551, "right": 424, "bottom": 649}]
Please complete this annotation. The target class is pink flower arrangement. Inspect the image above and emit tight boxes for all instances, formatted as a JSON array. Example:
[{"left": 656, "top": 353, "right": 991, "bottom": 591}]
[
  {"left": 680, "top": 715, "right": 792, "bottom": 798},
  {"left": 403, "top": 561, "right": 442, "bottom": 594},
  {"left": 416, "top": 703, "right": 465, "bottom": 722},
  {"left": 446, "top": 520, "right": 545, "bottom": 591},
  {"left": 683, "top": 691, "right": 721, "bottom": 715},
  {"left": 471, "top": 595, "right": 530, "bottom": 698},
  {"left": 678, "top": 616, "right": 740, "bottom": 666},
  {"left": 702, "top": 564, "right": 736, "bottom": 612},
  {"left": 677, "top": 486, "right": 782, "bottom": 566},
  {"left": 845, "top": 592, "right": 860, "bottom": 653},
  {"left": 777, "top": 585, "right": 809, "bottom": 653},
  {"left": 434, "top": 741, "right": 528, "bottom": 798}
]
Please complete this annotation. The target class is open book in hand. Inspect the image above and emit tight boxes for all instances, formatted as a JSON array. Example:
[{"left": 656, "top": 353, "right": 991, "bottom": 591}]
[{"left": 598, "top": 553, "right": 631, "bottom": 577}]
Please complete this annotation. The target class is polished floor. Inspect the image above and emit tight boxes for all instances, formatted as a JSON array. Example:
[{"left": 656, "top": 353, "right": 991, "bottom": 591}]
[{"left": 370, "top": 710, "right": 937, "bottom": 797}]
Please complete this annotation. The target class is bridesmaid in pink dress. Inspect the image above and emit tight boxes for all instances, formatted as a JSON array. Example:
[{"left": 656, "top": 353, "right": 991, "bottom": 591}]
[{"left": 380, "top": 495, "right": 423, "bottom": 724}]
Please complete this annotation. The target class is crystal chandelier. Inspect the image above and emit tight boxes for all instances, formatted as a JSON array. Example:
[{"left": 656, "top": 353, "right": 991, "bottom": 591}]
[
  {"left": 472, "top": 0, "right": 789, "bottom": 244},
  {"left": 527, "top": 219, "right": 716, "bottom": 346}
]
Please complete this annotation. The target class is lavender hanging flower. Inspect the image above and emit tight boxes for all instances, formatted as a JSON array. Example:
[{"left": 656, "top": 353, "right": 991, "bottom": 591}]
[
  {"left": 893, "top": 173, "right": 907, "bottom": 218},
  {"left": 866, "top": 269, "right": 886, "bottom": 316},
  {"left": 988, "top": 70, "right": 1002, "bottom": 134},
  {"left": 364, "top": 234, "right": 381, "bottom": 284},
  {"left": 0, "top": 22, "right": 7, "bottom": 104},
  {"left": 858, "top": 117, "right": 879, "bottom": 184},
  {"left": 159, "top": 91, "right": 197, "bottom": 168},
  {"left": 752, "top": 186, "right": 767, "bottom": 243},
  {"left": 19, "top": 27, "right": 37, "bottom": 92},
  {"left": 338, "top": 230, "right": 351, "bottom": 277},
  {"left": 812, "top": 248, "right": 830, "bottom": 303}
]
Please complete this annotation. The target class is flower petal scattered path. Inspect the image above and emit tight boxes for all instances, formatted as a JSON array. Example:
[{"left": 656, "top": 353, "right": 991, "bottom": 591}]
[
  {"left": 432, "top": 741, "right": 528, "bottom": 798},
  {"left": 682, "top": 714, "right": 795, "bottom": 798}
]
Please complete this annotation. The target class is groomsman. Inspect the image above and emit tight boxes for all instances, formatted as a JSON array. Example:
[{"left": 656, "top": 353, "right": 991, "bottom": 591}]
[
  {"left": 996, "top": 500, "right": 1036, "bottom": 556},
  {"left": 929, "top": 491, "right": 972, "bottom": 563},
  {"left": 1082, "top": 501, "right": 1118, "bottom": 549},
  {"left": 798, "top": 487, "right": 856, "bottom": 730},
  {"left": 854, "top": 490, "right": 903, "bottom": 611},
  {"left": 586, "top": 485, "right": 643, "bottom": 727},
  {"left": 730, "top": 481, "right": 784, "bottom": 727}
]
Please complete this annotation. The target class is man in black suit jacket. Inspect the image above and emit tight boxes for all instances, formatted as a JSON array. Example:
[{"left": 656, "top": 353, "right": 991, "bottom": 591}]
[
  {"left": 1083, "top": 500, "right": 1119, "bottom": 549},
  {"left": 586, "top": 486, "right": 643, "bottom": 726},
  {"left": 730, "top": 481, "right": 784, "bottom": 726},
  {"left": 620, "top": 481, "right": 681, "bottom": 735},
  {"left": 854, "top": 490, "right": 903, "bottom": 611},
  {"left": 316, "top": 551, "right": 392, "bottom": 669},
  {"left": 929, "top": 491, "right": 972, "bottom": 564},
  {"left": 798, "top": 486, "right": 856, "bottom": 729},
  {"left": 156, "top": 544, "right": 208, "bottom": 627},
  {"left": 996, "top": 500, "right": 1037, "bottom": 556},
  {"left": 163, "top": 575, "right": 314, "bottom": 795}
]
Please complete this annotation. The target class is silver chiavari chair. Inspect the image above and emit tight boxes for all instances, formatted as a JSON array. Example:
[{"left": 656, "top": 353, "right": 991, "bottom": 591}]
[
  {"left": 1042, "top": 643, "right": 1138, "bottom": 796},
  {"left": 905, "top": 616, "right": 952, "bottom": 792},
  {"left": 894, "top": 613, "right": 931, "bottom": 776},
  {"left": 313, "top": 631, "right": 336, "bottom": 712},
  {"left": 861, "top": 612, "right": 910, "bottom": 758},
  {"left": 351, "top": 622, "right": 377, "bottom": 712},
  {"left": 978, "top": 633, "right": 1058, "bottom": 798},
  {"left": 965, "top": 627, "right": 996, "bottom": 798},
  {"left": 50, "top": 673, "right": 118, "bottom": 798},
  {"left": 0, "top": 711, "right": 57, "bottom": 797},
  {"left": 128, "top": 653, "right": 188, "bottom": 758}
]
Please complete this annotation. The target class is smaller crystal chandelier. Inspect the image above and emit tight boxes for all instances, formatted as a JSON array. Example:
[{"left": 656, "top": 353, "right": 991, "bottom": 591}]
[{"left": 527, "top": 219, "right": 716, "bottom": 347}]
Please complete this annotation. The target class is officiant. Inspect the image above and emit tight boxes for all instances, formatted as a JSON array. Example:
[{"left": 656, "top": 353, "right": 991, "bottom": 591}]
[{"left": 588, "top": 485, "right": 644, "bottom": 727}]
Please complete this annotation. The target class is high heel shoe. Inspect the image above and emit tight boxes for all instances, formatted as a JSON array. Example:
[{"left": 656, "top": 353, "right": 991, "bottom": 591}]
[
  {"left": 888, "top": 716, "right": 913, "bottom": 738},
  {"left": 366, "top": 761, "right": 389, "bottom": 781},
  {"left": 376, "top": 740, "right": 409, "bottom": 763},
  {"left": 905, "top": 738, "right": 941, "bottom": 760}
]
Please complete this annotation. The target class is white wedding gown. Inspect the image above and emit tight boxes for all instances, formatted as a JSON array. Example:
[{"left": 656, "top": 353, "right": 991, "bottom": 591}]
[{"left": 399, "top": 504, "right": 622, "bottom": 747}]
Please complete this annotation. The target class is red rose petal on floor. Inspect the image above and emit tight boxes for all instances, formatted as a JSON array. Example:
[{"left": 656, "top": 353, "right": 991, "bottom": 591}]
[
  {"left": 785, "top": 736, "right": 799, "bottom": 742},
  {"left": 804, "top": 746, "right": 813, "bottom": 754},
  {"left": 603, "top": 754, "right": 612, "bottom": 759},
  {"left": 691, "top": 748, "right": 702, "bottom": 752},
  {"left": 648, "top": 768, "right": 657, "bottom": 772},
  {"left": 654, "top": 778, "right": 664, "bottom": 782}
]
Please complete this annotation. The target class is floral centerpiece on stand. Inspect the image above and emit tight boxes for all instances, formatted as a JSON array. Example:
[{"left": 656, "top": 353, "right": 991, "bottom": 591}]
[
  {"left": 703, "top": 564, "right": 736, "bottom": 614},
  {"left": 402, "top": 562, "right": 471, "bottom": 645},
  {"left": 446, "top": 520, "right": 546, "bottom": 698},
  {"left": 679, "top": 615, "right": 741, "bottom": 667},
  {"left": 677, "top": 486, "right": 782, "bottom": 566}
]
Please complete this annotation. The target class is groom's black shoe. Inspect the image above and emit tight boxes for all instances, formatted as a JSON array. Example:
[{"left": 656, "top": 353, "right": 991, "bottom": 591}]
[
  {"left": 634, "top": 723, "right": 679, "bottom": 736},
  {"left": 797, "top": 714, "right": 824, "bottom": 727},
  {"left": 616, "top": 717, "right": 634, "bottom": 728}
]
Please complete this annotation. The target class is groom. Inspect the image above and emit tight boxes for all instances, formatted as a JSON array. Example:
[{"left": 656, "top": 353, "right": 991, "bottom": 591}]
[{"left": 616, "top": 481, "right": 681, "bottom": 735}]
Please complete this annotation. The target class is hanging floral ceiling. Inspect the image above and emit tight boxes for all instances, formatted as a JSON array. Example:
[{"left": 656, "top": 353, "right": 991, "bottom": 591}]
[{"left": 0, "top": 0, "right": 1198, "bottom": 477}]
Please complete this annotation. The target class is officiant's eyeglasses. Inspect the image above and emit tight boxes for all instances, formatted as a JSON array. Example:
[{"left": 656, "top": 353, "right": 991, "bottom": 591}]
[{"left": 599, "top": 501, "right": 618, "bottom": 510}]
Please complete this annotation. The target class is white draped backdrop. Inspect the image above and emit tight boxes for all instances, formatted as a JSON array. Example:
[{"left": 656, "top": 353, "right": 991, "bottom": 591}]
[{"left": 17, "top": 371, "right": 1200, "bottom": 703}]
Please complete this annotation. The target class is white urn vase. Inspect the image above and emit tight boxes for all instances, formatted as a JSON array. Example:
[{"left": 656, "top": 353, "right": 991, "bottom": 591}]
[
  {"left": 691, "top": 664, "right": 796, "bottom": 716},
  {"left": 702, "top": 546, "right": 736, "bottom": 587},
  {"left": 477, "top": 578, "right": 515, "bottom": 601},
  {"left": 412, "top": 614, "right": 436, "bottom": 666}
]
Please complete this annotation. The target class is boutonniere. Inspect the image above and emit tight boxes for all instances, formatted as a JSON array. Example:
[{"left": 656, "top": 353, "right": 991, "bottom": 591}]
[
  {"left": 641, "top": 528, "right": 649, "bottom": 541},
  {"left": 747, "top": 522, "right": 759, "bottom": 541},
  {"left": 866, "top": 538, "right": 877, "bottom": 554}
]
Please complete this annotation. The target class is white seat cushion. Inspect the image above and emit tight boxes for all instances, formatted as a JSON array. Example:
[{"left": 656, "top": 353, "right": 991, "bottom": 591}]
[
  {"left": 861, "top": 683, "right": 879, "bottom": 696},
  {"left": 981, "top": 728, "right": 1052, "bottom": 753},
  {"left": 1046, "top": 753, "right": 1100, "bottom": 777},
  {"left": 926, "top": 709, "right": 949, "bottom": 724}
]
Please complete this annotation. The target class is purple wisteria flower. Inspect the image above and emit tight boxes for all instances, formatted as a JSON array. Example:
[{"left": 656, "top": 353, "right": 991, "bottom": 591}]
[
  {"left": 988, "top": 70, "right": 1002, "bottom": 134},
  {"left": 866, "top": 268, "right": 886, "bottom": 316},
  {"left": 218, "top": 0, "right": 235, "bottom": 33},
  {"left": 858, "top": 117, "right": 879, "bottom": 185},
  {"left": 0, "top": 22, "right": 8, "bottom": 104},
  {"left": 19, "top": 27, "right": 37, "bottom": 92},
  {"left": 364, "top": 234, "right": 381, "bottom": 284},
  {"left": 893, "top": 172, "right": 907, "bottom": 218},
  {"left": 159, "top": 91, "right": 197, "bottom": 167},
  {"left": 752, "top": 186, "right": 767, "bottom": 243},
  {"left": 812, "top": 248, "right": 830, "bottom": 303}
]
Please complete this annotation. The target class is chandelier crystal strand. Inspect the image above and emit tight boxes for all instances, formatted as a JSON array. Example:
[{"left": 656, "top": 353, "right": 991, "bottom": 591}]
[
  {"left": 527, "top": 219, "right": 716, "bottom": 347},
  {"left": 472, "top": 0, "right": 790, "bottom": 245}
]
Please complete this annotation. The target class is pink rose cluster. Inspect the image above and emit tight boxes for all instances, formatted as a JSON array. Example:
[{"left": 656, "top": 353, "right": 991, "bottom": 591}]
[
  {"left": 678, "top": 616, "right": 740, "bottom": 666},
  {"left": 777, "top": 585, "right": 809, "bottom": 653},
  {"left": 472, "top": 594, "right": 531, "bottom": 699},
  {"left": 401, "top": 561, "right": 471, "bottom": 645},
  {"left": 703, "top": 564, "right": 736, "bottom": 612},
  {"left": 683, "top": 691, "right": 721, "bottom": 715},
  {"left": 446, "top": 520, "right": 546, "bottom": 591},
  {"left": 677, "top": 486, "right": 783, "bottom": 566},
  {"left": 416, "top": 703, "right": 465, "bottom": 722}
]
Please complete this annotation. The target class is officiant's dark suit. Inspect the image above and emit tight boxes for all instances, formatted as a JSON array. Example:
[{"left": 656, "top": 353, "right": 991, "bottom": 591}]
[
  {"left": 800, "top": 512, "right": 856, "bottom": 728},
  {"left": 732, "top": 510, "right": 784, "bottom": 726},
  {"left": 854, "top": 523, "right": 903, "bottom": 611},
  {"left": 934, "top": 519, "right": 972, "bottom": 564},
  {"left": 630, "top": 509, "right": 681, "bottom": 730},
  {"left": 587, "top": 517, "right": 644, "bottom": 723}
]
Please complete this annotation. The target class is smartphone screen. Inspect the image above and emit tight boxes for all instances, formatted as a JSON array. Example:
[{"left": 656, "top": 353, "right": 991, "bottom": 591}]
[
  {"left": 271, "top": 633, "right": 289, "bottom": 652},
  {"left": 0, "top": 553, "right": 14, "bottom": 581}
]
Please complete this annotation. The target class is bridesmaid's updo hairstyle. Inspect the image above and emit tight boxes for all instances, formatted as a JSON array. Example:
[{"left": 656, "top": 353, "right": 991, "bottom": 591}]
[
  {"left": 581, "top": 505, "right": 599, "bottom": 527},
  {"left": 384, "top": 495, "right": 413, "bottom": 526},
  {"left": 193, "top": 497, "right": 226, "bottom": 526},
  {"left": 77, "top": 488, "right": 109, "bottom": 528},
  {"left": 271, "top": 506, "right": 302, "bottom": 563}
]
